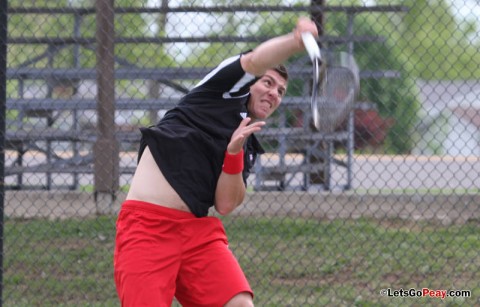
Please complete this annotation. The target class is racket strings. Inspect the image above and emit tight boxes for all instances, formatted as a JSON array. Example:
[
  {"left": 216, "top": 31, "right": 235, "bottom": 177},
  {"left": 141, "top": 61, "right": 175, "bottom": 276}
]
[{"left": 315, "top": 66, "right": 356, "bottom": 132}]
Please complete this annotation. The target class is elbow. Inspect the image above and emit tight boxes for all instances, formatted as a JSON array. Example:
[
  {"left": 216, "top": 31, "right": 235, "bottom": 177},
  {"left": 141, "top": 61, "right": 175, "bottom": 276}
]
[
  {"left": 216, "top": 206, "right": 233, "bottom": 216},
  {"left": 214, "top": 176, "right": 246, "bottom": 215},
  {"left": 241, "top": 53, "right": 264, "bottom": 77},
  {"left": 215, "top": 195, "right": 245, "bottom": 216},
  {"left": 215, "top": 202, "right": 236, "bottom": 216}
]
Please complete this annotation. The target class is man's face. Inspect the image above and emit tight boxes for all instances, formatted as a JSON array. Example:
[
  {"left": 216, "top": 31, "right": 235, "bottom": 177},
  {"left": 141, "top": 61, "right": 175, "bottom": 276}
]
[{"left": 247, "top": 69, "right": 287, "bottom": 120}]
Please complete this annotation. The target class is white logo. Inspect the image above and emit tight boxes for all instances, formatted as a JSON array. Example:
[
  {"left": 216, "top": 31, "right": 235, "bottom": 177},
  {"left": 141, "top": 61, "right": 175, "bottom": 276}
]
[
  {"left": 240, "top": 112, "right": 247, "bottom": 118},
  {"left": 223, "top": 92, "right": 250, "bottom": 99}
]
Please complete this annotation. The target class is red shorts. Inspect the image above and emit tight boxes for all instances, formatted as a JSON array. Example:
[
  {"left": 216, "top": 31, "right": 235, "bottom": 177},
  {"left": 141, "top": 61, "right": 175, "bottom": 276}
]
[{"left": 114, "top": 200, "right": 253, "bottom": 307}]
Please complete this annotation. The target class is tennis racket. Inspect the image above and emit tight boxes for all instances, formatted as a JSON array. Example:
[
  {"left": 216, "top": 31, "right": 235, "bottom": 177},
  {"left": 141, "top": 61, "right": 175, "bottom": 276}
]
[{"left": 302, "top": 33, "right": 358, "bottom": 132}]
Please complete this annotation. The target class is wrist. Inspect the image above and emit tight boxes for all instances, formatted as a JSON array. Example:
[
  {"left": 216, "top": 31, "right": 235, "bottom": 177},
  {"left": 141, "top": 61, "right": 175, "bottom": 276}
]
[
  {"left": 291, "top": 30, "right": 304, "bottom": 50},
  {"left": 222, "top": 149, "right": 244, "bottom": 174}
]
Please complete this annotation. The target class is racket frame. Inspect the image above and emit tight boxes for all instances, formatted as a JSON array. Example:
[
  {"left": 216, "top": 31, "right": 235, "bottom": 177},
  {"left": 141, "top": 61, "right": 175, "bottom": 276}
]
[{"left": 301, "top": 32, "right": 324, "bottom": 130}]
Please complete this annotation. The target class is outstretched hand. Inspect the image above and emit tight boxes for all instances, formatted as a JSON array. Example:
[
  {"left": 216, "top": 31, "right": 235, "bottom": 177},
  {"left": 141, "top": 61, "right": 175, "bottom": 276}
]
[{"left": 227, "top": 117, "right": 265, "bottom": 154}]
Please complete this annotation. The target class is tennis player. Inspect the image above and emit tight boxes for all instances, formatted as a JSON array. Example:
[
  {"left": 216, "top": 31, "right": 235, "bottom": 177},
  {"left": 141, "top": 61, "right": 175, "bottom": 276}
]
[{"left": 114, "top": 17, "right": 318, "bottom": 307}]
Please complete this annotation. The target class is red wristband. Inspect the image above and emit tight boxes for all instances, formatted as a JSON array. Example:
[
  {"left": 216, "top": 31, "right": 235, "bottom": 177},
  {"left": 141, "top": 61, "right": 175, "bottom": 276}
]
[{"left": 222, "top": 149, "right": 244, "bottom": 174}]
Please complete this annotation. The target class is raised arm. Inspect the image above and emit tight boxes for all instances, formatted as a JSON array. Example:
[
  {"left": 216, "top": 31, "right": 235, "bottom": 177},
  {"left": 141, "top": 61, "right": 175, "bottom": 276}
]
[
  {"left": 240, "top": 17, "right": 319, "bottom": 77},
  {"left": 214, "top": 17, "right": 318, "bottom": 216}
]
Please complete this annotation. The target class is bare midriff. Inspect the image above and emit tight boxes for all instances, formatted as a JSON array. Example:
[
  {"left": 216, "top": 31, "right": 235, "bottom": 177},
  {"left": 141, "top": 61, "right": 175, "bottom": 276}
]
[{"left": 126, "top": 146, "right": 191, "bottom": 213}]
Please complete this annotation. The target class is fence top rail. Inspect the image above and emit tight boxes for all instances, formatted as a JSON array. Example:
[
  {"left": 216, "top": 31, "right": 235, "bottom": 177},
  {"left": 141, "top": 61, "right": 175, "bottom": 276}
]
[
  {"left": 6, "top": 66, "right": 314, "bottom": 80},
  {"left": 6, "top": 96, "right": 309, "bottom": 111},
  {"left": 7, "top": 35, "right": 387, "bottom": 45},
  {"left": 7, "top": 5, "right": 409, "bottom": 15},
  {"left": 7, "top": 67, "right": 212, "bottom": 80}
]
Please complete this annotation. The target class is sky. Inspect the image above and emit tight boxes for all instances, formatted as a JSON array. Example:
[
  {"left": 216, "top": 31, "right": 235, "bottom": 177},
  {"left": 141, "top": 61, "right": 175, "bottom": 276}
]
[{"left": 451, "top": 0, "right": 480, "bottom": 42}]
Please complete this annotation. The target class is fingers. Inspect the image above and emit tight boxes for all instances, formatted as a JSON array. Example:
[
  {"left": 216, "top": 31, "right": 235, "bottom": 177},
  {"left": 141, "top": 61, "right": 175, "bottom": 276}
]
[
  {"left": 298, "top": 17, "right": 318, "bottom": 36},
  {"left": 294, "top": 17, "right": 319, "bottom": 45},
  {"left": 238, "top": 116, "right": 252, "bottom": 128},
  {"left": 237, "top": 117, "right": 265, "bottom": 132},
  {"left": 239, "top": 118, "right": 266, "bottom": 137},
  {"left": 227, "top": 118, "right": 265, "bottom": 154}
]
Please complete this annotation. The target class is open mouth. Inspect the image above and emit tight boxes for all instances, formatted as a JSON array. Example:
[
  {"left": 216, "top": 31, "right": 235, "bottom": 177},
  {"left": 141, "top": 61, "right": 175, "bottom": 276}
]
[
  {"left": 260, "top": 104, "right": 270, "bottom": 114},
  {"left": 261, "top": 99, "right": 272, "bottom": 109}
]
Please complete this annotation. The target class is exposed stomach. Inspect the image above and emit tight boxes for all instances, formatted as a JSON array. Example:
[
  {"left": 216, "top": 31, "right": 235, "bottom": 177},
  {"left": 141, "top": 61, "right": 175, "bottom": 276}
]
[{"left": 126, "top": 146, "right": 191, "bottom": 213}]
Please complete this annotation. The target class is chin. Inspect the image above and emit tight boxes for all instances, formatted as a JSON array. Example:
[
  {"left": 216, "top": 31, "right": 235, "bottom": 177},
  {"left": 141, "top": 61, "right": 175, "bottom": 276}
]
[{"left": 255, "top": 111, "right": 269, "bottom": 120}]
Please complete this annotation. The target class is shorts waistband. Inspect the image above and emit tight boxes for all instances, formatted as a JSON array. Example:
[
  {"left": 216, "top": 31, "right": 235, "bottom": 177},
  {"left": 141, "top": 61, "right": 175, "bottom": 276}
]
[{"left": 121, "top": 199, "right": 196, "bottom": 219}]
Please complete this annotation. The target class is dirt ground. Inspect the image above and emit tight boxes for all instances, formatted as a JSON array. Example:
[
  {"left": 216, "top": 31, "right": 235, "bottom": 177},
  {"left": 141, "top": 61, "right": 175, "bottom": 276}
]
[
  {"left": 4, "top": 190, "right": 480, "bottom": 226},
  {"left": 4, "top": 153, "right": 479, "bottom": 224}
]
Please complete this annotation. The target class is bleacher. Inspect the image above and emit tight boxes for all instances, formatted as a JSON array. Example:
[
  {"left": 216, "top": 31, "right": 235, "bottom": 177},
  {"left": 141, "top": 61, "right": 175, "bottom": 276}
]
[{"left": 4, "top": 4, "right": 408, "bottom": 191}]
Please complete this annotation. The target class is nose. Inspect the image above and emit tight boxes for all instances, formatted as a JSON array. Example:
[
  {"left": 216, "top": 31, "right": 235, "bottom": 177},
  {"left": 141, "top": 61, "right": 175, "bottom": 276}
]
[{"left": 267, "top": 87, "right": 280, "bottom": 100}]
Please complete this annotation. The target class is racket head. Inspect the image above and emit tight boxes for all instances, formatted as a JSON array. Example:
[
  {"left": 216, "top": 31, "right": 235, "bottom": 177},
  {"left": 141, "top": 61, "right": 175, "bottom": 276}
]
[
  {"left": 312, "top": 50, "right": 359, "bottom": 133},
  {"left": 302, "top": 32, "right": 356, "bottom": 132},
  {"left": 324, "top": 67, "right": 355, "bottom": 131}
]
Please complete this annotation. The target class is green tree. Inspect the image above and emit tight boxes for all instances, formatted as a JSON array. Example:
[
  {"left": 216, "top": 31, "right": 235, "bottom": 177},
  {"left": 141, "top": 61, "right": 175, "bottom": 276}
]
[
  {"left": 399, "top": 0, "right": 480, "bottom": 79},
  {"left": 7, "top": 0, "right": 177, "bottom": 125},
  {"left": 8, "top": 0, "right": 175, "bottom": 71},
  {"left": 357, "top": 0, "right": 480, "bottom": 153},
  {"left": 8, "top": 0, "right": 78, "bottom": 68},
  {"left": 340, "top": 7, "right": 420, "bottom": 153}
]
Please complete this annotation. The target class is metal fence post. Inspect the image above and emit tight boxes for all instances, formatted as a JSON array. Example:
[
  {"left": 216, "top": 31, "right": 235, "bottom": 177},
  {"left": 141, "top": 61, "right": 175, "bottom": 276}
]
[
  {"left": 0, "top": 0, "right": 7, "bottom": 304},
  {"left": 94, "top": 0, "right": 119, "bottom": 214}
]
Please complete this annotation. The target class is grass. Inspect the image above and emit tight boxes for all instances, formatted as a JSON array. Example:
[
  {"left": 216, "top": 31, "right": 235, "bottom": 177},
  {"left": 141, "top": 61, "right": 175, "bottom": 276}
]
[
  {"left": 79, "top": 184, "right": 130, "bottom": 193},
  {"left": 3, "top": 215, "right": 479, "bottom": 306}
]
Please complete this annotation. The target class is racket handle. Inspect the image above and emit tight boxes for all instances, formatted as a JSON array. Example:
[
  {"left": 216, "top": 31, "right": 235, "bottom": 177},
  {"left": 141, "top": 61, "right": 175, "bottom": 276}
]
[{"left": 301, "top": 32, "right": 321, "bottom": 62}]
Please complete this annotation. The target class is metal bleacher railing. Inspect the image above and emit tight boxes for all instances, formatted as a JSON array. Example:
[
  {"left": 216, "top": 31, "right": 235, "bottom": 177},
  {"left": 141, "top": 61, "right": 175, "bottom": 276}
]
[{"left": 5, "top": 4, "right": 408, "bottom": 192}]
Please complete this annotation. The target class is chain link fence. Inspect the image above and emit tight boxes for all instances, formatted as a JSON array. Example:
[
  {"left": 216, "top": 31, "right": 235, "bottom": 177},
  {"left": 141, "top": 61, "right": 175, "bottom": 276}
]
[{"left": 1, "top": 0, "right": 479, "bottom": 305}]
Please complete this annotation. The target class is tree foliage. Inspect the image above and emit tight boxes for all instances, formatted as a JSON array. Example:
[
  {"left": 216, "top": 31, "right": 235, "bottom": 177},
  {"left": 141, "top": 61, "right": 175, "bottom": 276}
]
[
  {"left": 337, "top": 7, "right": 420, "bottom": 153},
  {"left": 7, "top": 0, "right": 175, "bottom": 69},
  {"left": 378, "top": 0, "right": 480, "bottom": 80},
  {"left": 324, "top": 0, "right": 479, "bottom": 152}
]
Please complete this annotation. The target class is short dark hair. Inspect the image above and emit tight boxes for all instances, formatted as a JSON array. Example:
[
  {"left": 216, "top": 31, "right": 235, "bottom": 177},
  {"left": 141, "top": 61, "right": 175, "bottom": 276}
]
[{"left": 273, "top": 64, "right": 289, "bottom": 82}]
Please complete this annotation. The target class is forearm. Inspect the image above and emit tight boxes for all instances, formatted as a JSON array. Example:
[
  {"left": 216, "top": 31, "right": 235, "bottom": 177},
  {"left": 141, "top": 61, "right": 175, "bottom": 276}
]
[
  {"left": 214, "top": 119, "right": 264, "bottom": 215},
  {"left": 214, "top": 172, "right": 246, "bottom": 216},
  {"left": 241, "top": 32, "right": 304, "bottom": 76},
  {"left": 241, "top": 17, "right": 318, "bottom": 76}
]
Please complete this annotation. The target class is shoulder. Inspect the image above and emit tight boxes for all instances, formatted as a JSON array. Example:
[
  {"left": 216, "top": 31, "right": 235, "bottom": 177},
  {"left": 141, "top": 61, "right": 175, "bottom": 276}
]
[
  {"left": 194, "top": 55, "right": 243, "bottom": 88},
  {"left": 189, "top": 53, "right": 257, "bottom": 99}
]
